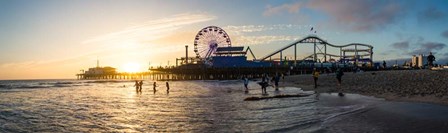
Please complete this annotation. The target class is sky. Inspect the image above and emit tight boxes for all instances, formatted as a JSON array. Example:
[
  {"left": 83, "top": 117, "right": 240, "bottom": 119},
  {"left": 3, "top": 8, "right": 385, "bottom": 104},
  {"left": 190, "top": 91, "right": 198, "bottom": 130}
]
[{"left": 1, "top": 0, "right": 448, "bottom": 79}]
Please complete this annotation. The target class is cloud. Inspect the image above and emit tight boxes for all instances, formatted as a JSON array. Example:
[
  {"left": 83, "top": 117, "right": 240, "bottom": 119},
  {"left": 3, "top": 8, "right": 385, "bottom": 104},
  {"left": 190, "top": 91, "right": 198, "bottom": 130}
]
[
  {"left": 379, "top": 49, "right": 396, "bottom": 56},
  {"left": 1, "top": 13, "right": 217, "bottom": 79},
  {"left": 225, "top": 25, "right": 266, "bottom": 34},
  {"left": 408, "top": 42, "right": 446, "bottom": 55},
  {"left": 83, "top": 12, "right": 217, "bottom": 44},
  {"left": 264, "top": 0, "right": 406, "bottom": 32},
  {"left": 232, "top": 35, "right": 300, "bottom": 46},
  {"left": 390, "top": 36, "right": 446, "bottom": 56},
  {"left": 438, "top": 58, "right": 448, "bottom": 65},
  {"left": 221, "top": 24, "right": 307, "bottom": 45},
  {"left": 421, "top": 42, "right": 446, "bottom": 50},
  {"left": 418, "top": 7, "right": 446, "bottom": 22},
  {"left": 433, "top": 53, "right": 448, "bottom": 65},
  {"left": 442, "top": 30, "right": 448, "bottom": 38},
  {"left": 307, "top": 0, "right": 405, "bottom": 32},
  {"left": 391, "top": 41, "right": 409, "bottom": 49},
  {"left": 224, "top": 24, "right": 307, "bottom": 35},
  {"left": 263, "top": 2, "right": 301, "bottom": 16}
]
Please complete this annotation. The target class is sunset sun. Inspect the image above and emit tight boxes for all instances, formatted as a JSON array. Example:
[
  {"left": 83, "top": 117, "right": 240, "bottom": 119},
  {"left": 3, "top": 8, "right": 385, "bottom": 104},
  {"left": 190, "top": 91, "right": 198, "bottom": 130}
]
[{"left": 121, "top": 62, "right": 141, "bottom": 73}]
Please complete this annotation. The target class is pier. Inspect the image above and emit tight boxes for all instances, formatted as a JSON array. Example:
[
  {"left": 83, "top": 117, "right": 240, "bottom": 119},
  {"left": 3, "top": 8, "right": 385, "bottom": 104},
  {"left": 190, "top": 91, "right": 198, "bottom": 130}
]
[
  {"left": 76, "top": 26, "right": 374, "bottom": 81},
  {"left": 76, "top": 63, "right": 354, "bottom": 80},
  {"left": 76, "top": 67, "right": 294, "bottom": 80}
]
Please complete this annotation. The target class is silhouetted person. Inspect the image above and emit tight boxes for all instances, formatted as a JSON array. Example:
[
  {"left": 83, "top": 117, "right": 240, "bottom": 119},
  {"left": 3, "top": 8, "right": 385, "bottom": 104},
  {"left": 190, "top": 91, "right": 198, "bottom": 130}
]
[
  {"left": 427, "top": 52, "right": 436, "bottom": 68},
  {"left": 138, "top": 81, "right": 143, "bottom": 92},
  {"left": 166, "top": 81, "right": 170, "bottom": 93},
  {"left": 153, "top": 82, "right": 157, "bottom": 93},
  {"left": 336, "top": 68, "right": 344, "bottom": 87},
  {"left": 325, "top": 67, "right": 331, "bottom": 76},
  {"left": 258, "top": 81, "right": 269, "bottom": 94},
  {"left": 243, "top": 76, "right": 249, "bottom": 93},
  {"left": 383, "top": 60, "right": 387, "bottom": 69},
  {"left": 262, "top": 74, "right": 267, "bottom": 82},
  {"left": 282, "top": 73, "right": 284, "bottom": 80},
  {"left": 134, "top": 81, "right": 139, "bottom": 92},
  {"left": 312, "top": 68, "right": 319, "bottom": 88},
  {"left": 273, "top": 74, "right": 280, "bottom": 91},
  {"left": 262, "top": 83, "right": 268, "bottom": 94}
]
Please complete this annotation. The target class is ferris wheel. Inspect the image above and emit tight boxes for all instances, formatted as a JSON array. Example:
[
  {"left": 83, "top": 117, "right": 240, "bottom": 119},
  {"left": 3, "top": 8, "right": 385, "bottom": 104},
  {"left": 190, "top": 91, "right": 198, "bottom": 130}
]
[{"left": 193, "top": 26, "right": 231, "bottom": 60}]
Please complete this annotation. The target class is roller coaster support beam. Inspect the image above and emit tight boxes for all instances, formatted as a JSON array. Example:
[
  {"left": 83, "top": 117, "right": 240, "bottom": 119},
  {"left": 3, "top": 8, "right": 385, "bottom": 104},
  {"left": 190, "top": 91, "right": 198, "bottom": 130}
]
[
  {"left": 370, "top": 48, "right": 373, "bottom": 65},
  {"left": 324, "top": 44, "right": 327, "bottom": 62},
  {"left": 340, "top": 48, "right": 342, "bottom": 62},
  {"left": 280, "top": 51, "right": 283, "bottom": 63},
  {"left": 314, "top": 42, "right": 317, "bottom": 62},
  {"left": 294, "top": 44, "right": 297, "bottom": 66},
  {"left": 355, "top": 45, "right": 358, "bottom": 65}
]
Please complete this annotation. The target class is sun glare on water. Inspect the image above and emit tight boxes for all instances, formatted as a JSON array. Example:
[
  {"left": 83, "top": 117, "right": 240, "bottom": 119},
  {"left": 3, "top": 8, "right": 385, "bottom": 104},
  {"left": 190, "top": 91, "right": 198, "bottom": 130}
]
[{"left": 121, "top": 62, "right": 141, "bottom": 73}]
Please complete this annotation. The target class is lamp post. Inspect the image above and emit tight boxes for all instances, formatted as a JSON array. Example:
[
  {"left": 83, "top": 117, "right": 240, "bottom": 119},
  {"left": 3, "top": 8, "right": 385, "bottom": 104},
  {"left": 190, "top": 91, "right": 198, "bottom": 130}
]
[{"left": 185, "top": 44, "right": 188, "bottom": 64}]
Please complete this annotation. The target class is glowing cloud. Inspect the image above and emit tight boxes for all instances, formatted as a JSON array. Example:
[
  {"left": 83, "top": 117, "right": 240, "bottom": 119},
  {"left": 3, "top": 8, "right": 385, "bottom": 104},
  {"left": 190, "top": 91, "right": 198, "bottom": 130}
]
[
  {"left": 263, "top": 2, "right": 301, "bottom": 16},
  {"left": 83, "top": 12, "right": 217, "bottom": 45}
]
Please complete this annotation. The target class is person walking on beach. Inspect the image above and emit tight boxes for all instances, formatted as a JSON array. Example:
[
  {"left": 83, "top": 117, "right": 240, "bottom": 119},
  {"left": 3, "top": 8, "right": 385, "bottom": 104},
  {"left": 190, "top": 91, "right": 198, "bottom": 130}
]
[
  {"left": 427, "top": 52, "right": 436, "bottom": 68},
  {"left": 134, "top": 80, "right": 139, "bottom": 92},
  {"left": 243, "top": 76, "right": 249, "bottom": 93},
  {"left": 261, "top": 74, "right": 267, "bottom": 82},
  {"left": 138, "top": 81, "right": 143, "bottom": 92},
  {"left": 259, "top": 81, "right": 268, "bottom": 94},
  {"left": 266, "top": 74, "right": 271, "bottom": 83},
  {"left": 383, "top": 60, "right": 387, "bottom": 69},
  {"left": 312, "top": 68, "right": 320, "bottom": 88},
  {"left": 258, "top": 74, "right": 269, "bottom": 94},
  {"left": 336, "top": 68, "right": 345, "bottom": 96},
  {"left": 273, "top": 74, "right": 280, "bottom": 91},
  {"left": 153, "top": 82, "right": 157, "bottom": 93},
  {"left": 166, "top": 81, "right": 170, "bottom": 94},
  {"left": 281, "top": 73, "right": 284, "bottom": 80},
  {"left": 336, "top": 68, "right": 344, "bottom": 87}
]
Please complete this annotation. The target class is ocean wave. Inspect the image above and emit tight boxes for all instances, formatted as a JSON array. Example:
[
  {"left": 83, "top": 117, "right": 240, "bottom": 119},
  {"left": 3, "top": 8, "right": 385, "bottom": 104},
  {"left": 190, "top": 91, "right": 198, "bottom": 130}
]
[
  {"left": 323, "top": 104, "right": 369, "bottom": 122},
  {"left": 0, "top": 84, "right": 10, "bottom": 89},
  {"left": 0, "top": 80, "right": 90, "bottom": 90},
  {"left": 55, "top": 81, "right": 81, "bottom": 84},
  {"left": 267, "top": 119, "right": 322, "bottom": 133},
  {"left": 84, "top": 80, "right": 134, "bottom": 84},
  {"left": 18, "top": 85, "right": 52, "bottom": 89}
]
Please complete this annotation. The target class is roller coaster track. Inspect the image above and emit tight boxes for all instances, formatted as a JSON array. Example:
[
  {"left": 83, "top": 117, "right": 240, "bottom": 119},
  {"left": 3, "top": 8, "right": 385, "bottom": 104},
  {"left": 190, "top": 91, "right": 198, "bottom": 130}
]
[{"left": 258, "top": 35, "right": 373, "bottom": 62}]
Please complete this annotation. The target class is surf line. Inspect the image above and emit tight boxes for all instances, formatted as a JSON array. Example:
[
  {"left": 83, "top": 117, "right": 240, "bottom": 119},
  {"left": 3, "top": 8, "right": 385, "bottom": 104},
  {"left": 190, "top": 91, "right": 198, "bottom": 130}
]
[{"left": 244, "top": 93, "right": 313, "bottom": 101}]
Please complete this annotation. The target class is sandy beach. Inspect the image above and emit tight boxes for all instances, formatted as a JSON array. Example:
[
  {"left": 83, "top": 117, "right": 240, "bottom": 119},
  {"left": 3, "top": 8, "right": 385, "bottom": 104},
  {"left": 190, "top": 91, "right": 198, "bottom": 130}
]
[{"left": 283, "top": 69, "right": 448, "bottom": 105}]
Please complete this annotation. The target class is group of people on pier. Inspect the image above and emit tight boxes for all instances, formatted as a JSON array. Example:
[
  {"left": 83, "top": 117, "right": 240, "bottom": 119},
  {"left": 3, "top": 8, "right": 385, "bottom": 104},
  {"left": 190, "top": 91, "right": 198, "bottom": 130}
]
[{"left": 135, "top": 81, "right": 170, "bottom": 94}]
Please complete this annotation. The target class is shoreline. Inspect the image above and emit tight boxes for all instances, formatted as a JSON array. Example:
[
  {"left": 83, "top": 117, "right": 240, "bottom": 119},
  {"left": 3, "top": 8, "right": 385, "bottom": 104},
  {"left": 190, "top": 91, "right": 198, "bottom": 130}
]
[
  {"left": 282, "top": 69, "right": 448, "bottom": 105},
  {"left": 317, "top": 94, "right": 448, "bottom": 132}
]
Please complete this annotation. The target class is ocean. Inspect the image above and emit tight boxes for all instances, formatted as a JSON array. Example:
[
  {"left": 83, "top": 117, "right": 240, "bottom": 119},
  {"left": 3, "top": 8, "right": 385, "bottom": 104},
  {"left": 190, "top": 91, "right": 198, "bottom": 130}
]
[{"left": 1, "top": 79, "right": 447, "bottom": 132}]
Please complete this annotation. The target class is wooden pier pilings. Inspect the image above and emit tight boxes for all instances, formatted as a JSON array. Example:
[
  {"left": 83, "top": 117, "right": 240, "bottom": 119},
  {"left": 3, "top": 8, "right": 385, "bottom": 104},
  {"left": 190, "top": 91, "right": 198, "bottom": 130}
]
[
  {"left": 76, "top": 65, "right": 320, "bottom": 81},
  {"left": 76, "top": 62, "right": 358, "bottom": 81}
]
